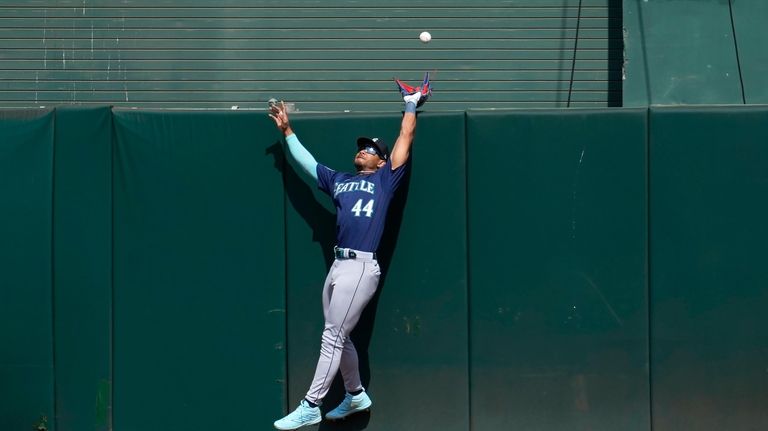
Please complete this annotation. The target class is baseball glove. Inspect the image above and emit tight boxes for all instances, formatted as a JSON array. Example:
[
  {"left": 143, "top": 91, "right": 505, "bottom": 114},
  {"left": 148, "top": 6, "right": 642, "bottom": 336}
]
[{"left": 394, "top": 72, "right": 431, "bottom": 107}]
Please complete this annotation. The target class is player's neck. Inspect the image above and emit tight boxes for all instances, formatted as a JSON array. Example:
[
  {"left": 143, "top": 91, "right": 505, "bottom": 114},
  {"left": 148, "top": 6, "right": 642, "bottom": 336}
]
[{"left": 356, "top": 169, "right": 376, "bottom": 175}]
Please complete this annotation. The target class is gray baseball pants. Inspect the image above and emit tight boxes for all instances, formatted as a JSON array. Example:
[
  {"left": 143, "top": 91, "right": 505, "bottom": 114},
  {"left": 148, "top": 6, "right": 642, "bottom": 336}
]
[{"left": 305, "top": 252, "right": 380, "bottom": 404}]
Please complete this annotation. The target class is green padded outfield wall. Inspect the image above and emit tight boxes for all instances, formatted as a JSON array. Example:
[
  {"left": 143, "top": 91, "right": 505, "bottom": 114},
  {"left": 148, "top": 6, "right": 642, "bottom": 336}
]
[
  {"left": 7, "top": 106, "right": 768, "bottom": 430},
  {"left": 280, "top": 112, "right": 469, "bottom": 431},
  {"left": 0, "top": 0, "right": 622, "bottom": 110},
  {"left": 111, "top": 111, "right": 286, "bottom": 431},
  {"left": 52, "top": 107, "right": 112, "bottom": 431},
  {"left": 467, "top": 109, "right": 649, "bottom": 431},
  {"left": 0, "top": 110, "right": 55, "bottom": 431},
  {"left": 649, "top": 106, "right": 768, "bottom": 430}
]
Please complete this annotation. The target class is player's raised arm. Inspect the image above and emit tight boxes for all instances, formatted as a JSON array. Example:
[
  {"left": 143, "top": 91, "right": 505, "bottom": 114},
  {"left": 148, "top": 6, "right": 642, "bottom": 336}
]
[
  {"left": 390, "top": 73, "right": 431, "bottom": 170},
  {"left": 269, "top": 100, "right": 319, "bottom": 181}
]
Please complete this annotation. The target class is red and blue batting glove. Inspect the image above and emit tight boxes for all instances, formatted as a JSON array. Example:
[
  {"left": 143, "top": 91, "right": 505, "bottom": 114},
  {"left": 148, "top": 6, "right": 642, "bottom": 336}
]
[{"left": 394, "top": 72, "right": 431, "bottom": 110}]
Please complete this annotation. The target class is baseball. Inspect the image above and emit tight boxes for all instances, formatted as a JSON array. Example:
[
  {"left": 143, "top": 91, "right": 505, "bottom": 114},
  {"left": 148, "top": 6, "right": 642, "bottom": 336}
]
[{"left": 419, "top": 31, "right": 432, "bottom": 43}]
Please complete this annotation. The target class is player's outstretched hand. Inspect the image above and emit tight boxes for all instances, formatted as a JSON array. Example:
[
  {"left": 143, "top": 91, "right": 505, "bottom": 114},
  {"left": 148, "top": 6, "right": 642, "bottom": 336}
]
[
  {"left": 394, "top": 72, "right": 431, "bottom": 107},
  {"left": 403, "top": 91, "right": 423, "bottom": 107},
  {"left": 268, "top": 100, "right": 291, "bottom": 132}
]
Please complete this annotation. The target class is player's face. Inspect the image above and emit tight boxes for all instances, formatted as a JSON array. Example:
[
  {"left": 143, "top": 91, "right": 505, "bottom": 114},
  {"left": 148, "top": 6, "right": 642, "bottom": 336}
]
[{"left": 354, "top": 147, "right": 385, "bottom": 171}]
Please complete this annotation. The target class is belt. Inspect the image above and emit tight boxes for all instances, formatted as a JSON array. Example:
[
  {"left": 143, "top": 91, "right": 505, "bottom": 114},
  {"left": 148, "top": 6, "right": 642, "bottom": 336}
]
[{"left": 334, "top": 246, "right": 377, "bottom": 261}]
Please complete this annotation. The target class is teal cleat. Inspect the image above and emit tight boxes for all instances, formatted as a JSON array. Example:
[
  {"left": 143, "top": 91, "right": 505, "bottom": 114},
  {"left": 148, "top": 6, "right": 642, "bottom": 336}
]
[
  {"left": 274, "top": 400, "right": 322, "bottom": 430},
  {"left": 325, "top": 391, "right": 372, "bottom": 420}
]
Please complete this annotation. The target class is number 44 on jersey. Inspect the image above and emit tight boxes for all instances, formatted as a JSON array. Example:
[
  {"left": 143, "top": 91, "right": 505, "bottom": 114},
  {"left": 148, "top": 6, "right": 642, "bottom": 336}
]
[{"left": 351, "top": 199, "right": 374, "bottom": 217}]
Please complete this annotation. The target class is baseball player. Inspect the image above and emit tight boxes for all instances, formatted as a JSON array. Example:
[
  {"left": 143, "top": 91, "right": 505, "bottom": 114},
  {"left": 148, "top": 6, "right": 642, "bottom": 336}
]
[{"left": 269, "top": 74, "right": 431, "bottom": 430}]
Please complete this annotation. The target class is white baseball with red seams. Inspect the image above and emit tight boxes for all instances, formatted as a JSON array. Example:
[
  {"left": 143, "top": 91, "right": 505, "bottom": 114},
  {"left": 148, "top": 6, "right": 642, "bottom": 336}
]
[{"left": 419, "top": 31, "right": 431, "bottom": 43}]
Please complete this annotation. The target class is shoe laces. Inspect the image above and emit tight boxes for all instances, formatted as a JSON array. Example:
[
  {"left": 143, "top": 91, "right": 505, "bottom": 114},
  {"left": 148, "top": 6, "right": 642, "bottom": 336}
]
[{"left": 298, "top": 400, "right": 317, "bottom": 417}]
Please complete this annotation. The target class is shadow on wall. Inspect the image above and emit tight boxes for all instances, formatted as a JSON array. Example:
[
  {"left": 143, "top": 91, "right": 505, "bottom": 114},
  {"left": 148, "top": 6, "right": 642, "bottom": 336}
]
[{"left": 265, "top": 141, "right": 411, "bottom": 431}]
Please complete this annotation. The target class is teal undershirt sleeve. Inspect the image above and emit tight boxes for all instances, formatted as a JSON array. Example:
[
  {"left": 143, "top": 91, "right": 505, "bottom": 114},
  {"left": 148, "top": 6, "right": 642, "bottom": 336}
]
[{"left": 285, "top": 133, "right": 319, "bottom": 181}]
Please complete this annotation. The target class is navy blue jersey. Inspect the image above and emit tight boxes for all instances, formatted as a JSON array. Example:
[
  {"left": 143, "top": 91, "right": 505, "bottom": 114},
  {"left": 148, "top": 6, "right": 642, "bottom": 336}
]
[{"left": 317, "top": 160, "right": 410, "bottom": 252}]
